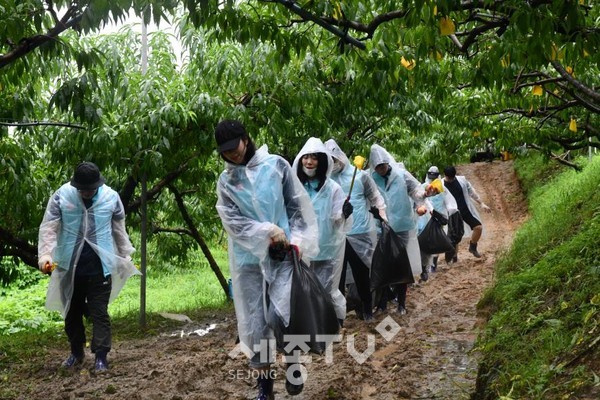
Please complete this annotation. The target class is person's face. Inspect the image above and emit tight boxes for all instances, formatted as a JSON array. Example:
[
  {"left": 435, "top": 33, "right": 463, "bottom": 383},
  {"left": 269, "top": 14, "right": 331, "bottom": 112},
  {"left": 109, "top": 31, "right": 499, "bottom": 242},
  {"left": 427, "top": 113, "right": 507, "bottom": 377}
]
[
  {"left": 79, "top": 189, "right": 98, "bottom": 200},
  {"left": 222, "top": 139, "right": 248, "bottom": 164},
  {"left": 332, "top": 158, "right": 343, "bottom": 173},
  {"left": 301, "top": 154, "right": 319, "bottom": 170},
  {"left": 375, "top": 163, "right": 389, "bottom": 177}
]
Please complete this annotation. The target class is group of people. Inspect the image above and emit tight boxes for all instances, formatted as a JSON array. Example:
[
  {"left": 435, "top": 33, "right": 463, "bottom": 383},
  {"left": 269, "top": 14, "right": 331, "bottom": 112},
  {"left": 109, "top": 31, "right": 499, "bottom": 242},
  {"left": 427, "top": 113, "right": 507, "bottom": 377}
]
[
  {"left": 213, "top": 120, "right": 491, "bottom": 399},
  {"left": 34, "top": 119, "right": 490, "bottom": 400}
]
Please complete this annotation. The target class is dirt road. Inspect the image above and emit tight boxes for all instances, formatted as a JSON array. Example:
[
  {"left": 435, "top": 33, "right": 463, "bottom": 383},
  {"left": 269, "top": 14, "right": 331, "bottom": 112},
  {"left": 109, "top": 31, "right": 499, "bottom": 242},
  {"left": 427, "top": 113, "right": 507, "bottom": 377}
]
[{"left": 6, "top": 160, "right": 528, "bottom": 400}]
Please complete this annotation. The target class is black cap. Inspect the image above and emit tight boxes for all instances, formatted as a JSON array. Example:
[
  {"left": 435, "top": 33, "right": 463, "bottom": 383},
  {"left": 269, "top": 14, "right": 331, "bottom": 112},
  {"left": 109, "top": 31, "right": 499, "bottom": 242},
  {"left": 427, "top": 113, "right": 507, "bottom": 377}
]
[
  {"left": 215, "top": 120, "right": 246, "bottom": 153},
  {"left": 70, "top": 162, "right": 105, "bottom": 190}
]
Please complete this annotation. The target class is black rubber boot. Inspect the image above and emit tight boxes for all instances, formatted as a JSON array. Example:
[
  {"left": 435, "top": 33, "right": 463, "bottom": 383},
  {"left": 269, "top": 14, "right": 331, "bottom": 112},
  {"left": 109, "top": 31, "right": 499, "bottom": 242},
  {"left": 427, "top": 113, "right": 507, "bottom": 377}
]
[
  {"left": 256, "top": 375, "right": 274, "bottom": 400},
  {"left": 469, "top": 242, "right": 482, "bottom": 258},
  {"left": 285, "top": 364, "right": 304, "bottom": 396},
  {"left": 362, "top": 299, "right": 373, "bottom": 321},
  {"left": 94, "top": 351, "right": 109, "bottom": 372},
  {"left": 420, "top": 265, "right": 429, "bottom": 282}
]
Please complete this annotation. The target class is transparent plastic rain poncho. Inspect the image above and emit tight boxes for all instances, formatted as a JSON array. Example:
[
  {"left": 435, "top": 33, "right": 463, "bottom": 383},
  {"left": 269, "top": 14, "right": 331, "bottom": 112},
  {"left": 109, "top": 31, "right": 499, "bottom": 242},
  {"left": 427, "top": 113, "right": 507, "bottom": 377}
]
[
  {"left": 292, "top": 137, "right": 351, "bottom": 319},
  {"left": 324, "top": 139, "right": 384, "bottom": 270},
  {"left": 368, "top": 144, "right": 426, "bottom": 277},
  {"left": 38, "top": 183, "right": 139, "bottom": 318},
  {"left": 216, "top": 145, "right": 319, "bottom": 362},
  {"left": 423, "top": 173, "right": 458, "bottom": 219},
  {"left": 444, "top": 175, "right": 483, "bottom": 238}
]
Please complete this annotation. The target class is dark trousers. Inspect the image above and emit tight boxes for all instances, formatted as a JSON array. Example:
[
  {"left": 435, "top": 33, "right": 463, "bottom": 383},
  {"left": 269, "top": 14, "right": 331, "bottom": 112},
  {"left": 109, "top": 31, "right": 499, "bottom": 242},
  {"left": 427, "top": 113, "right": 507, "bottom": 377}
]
[
  {"left": 339, "top": 239, "right": 372, "bottom": 314},
  {"left": 65, "top": 274, "right": 112, "bottom": 356}
]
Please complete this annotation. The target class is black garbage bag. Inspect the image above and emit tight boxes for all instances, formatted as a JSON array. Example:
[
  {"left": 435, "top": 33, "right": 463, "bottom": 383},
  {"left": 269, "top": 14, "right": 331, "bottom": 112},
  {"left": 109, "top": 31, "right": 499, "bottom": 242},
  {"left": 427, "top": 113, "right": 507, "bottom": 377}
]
[
  {"left": 273, "top": 249, "right": 339, "bottom": 354},
  {"left": 447, "top": 211, "right": 464, "bottom": 245},
  {"left": 418, "top": 213, "right": 455, "bottom": 254},
  {"left": 345, "top": 282, "right": 361, "bottom": 314},
  {"left": 370, "top": 222, "right": 414, "bottom": 290}
]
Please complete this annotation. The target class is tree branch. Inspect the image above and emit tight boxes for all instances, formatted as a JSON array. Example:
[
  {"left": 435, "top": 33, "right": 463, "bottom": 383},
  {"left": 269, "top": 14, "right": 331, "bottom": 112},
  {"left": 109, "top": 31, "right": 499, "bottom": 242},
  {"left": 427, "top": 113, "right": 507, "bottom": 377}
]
[
  {"left": 0, "top": 10, "right": 83, "bottom": 69},
  {"left": 167, "top": 184, "right": 230, "bottom": 299},
  {"left": 0, "top": 120, "right": 85, "bottom": 129},
  {"left": 272, "top": 0, "right": 366, "bottom": 49},
  {"left": 527, "top": 143, "right": 582, "bottom": 171},
  {"left": 0, "top": 227, "right": 37, "bottom": 269},
  {"left": 126, "top": 151, "right": 201, "bottom": 214}
]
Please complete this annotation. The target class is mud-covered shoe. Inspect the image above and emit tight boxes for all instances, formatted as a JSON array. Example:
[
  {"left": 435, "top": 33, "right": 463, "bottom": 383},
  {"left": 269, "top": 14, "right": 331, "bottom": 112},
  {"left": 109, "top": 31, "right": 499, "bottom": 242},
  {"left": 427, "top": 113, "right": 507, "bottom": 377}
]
[
  {"left": 468, "top": 242, "right": 482, "bottom": 258},
  {"left": 62, "top": 353, "right": 84, "bottom": 368},
  {"left": 256, "top": 376, "right": 274, "bottom": 400},
  {"left": 285, "top": 364, "right": 304, "bottom": 396},
  {"left": 94, "top": 356, "right": 109, "bottom": 373}
]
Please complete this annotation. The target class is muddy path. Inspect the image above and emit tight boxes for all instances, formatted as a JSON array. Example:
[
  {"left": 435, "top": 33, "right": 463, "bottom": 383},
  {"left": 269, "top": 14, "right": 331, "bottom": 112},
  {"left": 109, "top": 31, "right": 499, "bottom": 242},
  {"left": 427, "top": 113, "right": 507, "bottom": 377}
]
[{"left": 3, "top": 160, "right": 528, "bottom": 400}]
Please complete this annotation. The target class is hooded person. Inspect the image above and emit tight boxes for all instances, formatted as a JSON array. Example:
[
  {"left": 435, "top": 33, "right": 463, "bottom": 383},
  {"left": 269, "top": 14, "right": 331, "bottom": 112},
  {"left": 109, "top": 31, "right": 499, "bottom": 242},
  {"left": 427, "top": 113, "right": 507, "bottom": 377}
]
[
  {"left": 38, "top": 162, "right": 140, "bottom": 372},
  {"left": 368, "top": 144, "right": 438, "bottom": 314},
  {"left": 418, "top": 166, "right": 458, "bottom": 272},
  {"left": 292, "top": 137, "right": 352, "bottom": 328},
  {"left": 214, "top": 120, "right": 319, "bottom": 400},
  {"left": 324, "top": 139, "right": 386, "bottom": 321},
  {"left": 442, "top": 165, "right": 491, "bottom": 259}
]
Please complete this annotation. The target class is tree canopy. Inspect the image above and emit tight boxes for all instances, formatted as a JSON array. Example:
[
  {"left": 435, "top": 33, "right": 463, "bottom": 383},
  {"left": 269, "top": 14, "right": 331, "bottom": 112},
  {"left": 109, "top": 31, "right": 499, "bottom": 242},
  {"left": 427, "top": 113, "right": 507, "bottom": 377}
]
[{"left": 1, "top": 1, "right": 598, "bottom": 285}]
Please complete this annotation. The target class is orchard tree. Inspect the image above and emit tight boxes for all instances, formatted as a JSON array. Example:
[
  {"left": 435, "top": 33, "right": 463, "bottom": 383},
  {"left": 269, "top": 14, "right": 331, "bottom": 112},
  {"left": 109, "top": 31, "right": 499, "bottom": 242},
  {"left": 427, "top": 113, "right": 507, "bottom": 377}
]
[{"left": 1, "top": 0, "right": 598, "bottom": 284}]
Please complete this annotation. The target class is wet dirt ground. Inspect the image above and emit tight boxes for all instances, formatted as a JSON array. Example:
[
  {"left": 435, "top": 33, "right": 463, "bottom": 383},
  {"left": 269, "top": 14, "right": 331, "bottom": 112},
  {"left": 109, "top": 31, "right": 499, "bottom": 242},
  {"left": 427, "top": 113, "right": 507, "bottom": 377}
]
[{"left": 2, "top": 160, "right": 528, "bottom": 400}]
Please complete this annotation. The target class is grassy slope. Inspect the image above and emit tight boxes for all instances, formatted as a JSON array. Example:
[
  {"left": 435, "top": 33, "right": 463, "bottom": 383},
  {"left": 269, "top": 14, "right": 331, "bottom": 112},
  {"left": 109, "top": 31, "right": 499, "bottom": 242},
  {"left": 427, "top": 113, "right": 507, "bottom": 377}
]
[{"left": 474, "top": 154, "right": 600, "bottom": 399}]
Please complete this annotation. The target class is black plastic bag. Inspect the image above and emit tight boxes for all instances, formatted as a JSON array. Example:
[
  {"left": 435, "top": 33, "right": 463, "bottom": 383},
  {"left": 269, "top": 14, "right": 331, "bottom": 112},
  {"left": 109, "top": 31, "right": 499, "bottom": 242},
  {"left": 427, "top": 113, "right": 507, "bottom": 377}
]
[
  {"left": 418, "top": 214, "right": 455, "bottom": 254},
  {"left": 273, "top": 249, "right": 340, "bottom": 354},
  {"left": 345, "top": 282, "right": 361, "bottom": 314},
  {"left": 447, "top": 211, "right": 464, "bottom": 245},
  {"left": 370, "top": 222, "right": 414, "bottom": 290}
]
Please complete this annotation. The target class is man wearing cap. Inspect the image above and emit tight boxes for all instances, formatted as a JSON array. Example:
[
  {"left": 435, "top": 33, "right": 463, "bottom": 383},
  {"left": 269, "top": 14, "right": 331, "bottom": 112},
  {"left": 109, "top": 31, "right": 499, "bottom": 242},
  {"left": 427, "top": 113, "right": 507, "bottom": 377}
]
[
  {"left": 38, "top": 162, "right": 139, "bottom": 372},
  {"left": 214, "top": 120, "right": 319, "bottom": 399}
]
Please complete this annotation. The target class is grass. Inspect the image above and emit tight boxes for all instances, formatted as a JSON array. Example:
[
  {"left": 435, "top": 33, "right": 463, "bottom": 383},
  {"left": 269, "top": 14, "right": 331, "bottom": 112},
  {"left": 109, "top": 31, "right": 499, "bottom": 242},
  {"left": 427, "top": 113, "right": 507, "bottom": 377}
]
[
  {"left": 475, "top": 154, "right": 600, "bottom": 399},
  {"left": 0, "top": 246, "right": 233, "bottom": 368}
]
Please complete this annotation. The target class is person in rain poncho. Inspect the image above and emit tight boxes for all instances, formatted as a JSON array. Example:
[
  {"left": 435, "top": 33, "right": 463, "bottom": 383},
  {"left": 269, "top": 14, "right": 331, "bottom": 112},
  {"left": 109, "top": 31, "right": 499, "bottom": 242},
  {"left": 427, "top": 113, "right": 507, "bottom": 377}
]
[
  {"left": 292, "top": 137, "right": 353, "bottom": 328},
  {"left": 214, "top": 120, "right": 319, "bottom": 400},
  {"left": 417, "top": 166, "right": 458, "bottom": 274},
  {"left": 324, "top": 139, "right": 387, "bottom": 321},
  {"left": 443, "top": 166, "right": 491, "bottom": 259},
  {"left": 37, "top": 162, "right": 139, "bottom": 372},
  {"left": 369, "top": 145, "right": 438, "bottom": 314}
]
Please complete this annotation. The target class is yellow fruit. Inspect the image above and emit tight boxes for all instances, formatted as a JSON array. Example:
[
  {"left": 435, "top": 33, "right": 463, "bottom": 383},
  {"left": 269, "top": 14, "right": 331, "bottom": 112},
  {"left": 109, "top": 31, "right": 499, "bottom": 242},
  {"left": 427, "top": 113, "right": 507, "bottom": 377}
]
[
  {"left": 401, "top": 56, "right": 416, "bottom": 70},
  {"left": 439, "top": 17, "right": 455, "bottom": 36},
  {"left": 569, "top": 118, "right": 577, "bottom": 132},
  {"left": 532, "top": 85, "right": 543, "bottom": 96}
]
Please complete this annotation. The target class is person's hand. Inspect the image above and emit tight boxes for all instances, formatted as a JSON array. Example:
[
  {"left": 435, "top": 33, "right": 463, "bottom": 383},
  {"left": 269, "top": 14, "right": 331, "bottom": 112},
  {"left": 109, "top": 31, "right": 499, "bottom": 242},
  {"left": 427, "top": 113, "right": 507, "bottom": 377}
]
[
  {"left": 342, "top": 200, "right": 353, "bottom": 219},
  {"left": 270, "top": 225, "right": 289, "bottom": 247},
  {"left": 38, "top": 254, "right": 53, "bottom": 273},
  {"left": 425, "top": 184, "right": 439, "bottom": 197},
  {"left": 290, "top": 244, "right": 302, "bottom": 261},
  {"left": 378, "top": 208, "right": 388, "bottom": 223},
  {"left": 481, "top": 203, "right": 491, "bottom": 213},
  {"left": 416, "top": 205, "right": 428, "bottom": 216}
]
